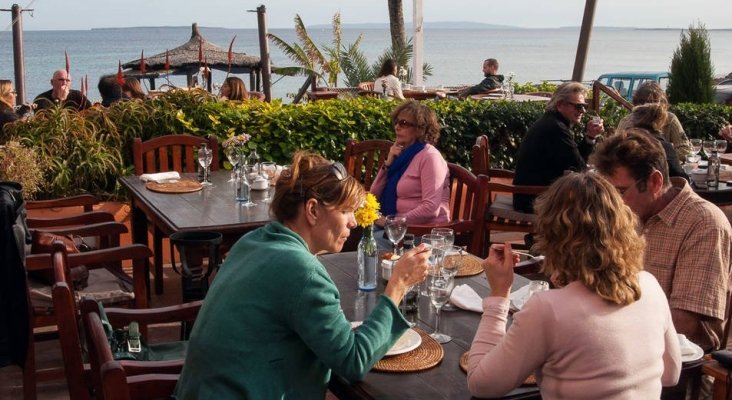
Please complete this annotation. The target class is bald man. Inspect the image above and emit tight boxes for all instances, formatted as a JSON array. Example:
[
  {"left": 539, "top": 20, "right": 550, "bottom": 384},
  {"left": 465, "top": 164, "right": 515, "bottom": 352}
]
[{"left": 34, "top": 69, "right": 91, "bottom": 111}]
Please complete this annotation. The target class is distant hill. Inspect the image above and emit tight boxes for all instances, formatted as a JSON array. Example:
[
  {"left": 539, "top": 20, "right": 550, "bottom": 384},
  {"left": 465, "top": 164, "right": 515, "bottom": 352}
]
[{"left": 310, "top": 21, "right": 516, "bottom": 30}]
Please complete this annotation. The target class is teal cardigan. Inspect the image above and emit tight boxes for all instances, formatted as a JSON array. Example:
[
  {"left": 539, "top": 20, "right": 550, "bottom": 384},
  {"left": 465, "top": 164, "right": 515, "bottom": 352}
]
[{"left": 174, "top": 222, "right": 409, "bottom": 400}]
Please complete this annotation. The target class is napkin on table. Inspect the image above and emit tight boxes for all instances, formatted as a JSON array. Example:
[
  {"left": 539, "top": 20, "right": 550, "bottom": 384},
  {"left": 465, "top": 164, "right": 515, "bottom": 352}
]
[
  {"left": 450, "top": 284, "right": 483, "bottom": 313},
  {"left": 139, "top": 171, "right": 181, "bottom": 183},
  {"left": 509, "top": 285, "right": 530, "bottom": 312},
  {"left": 677, "top": 334, "right": 697, "bottom": 356}
]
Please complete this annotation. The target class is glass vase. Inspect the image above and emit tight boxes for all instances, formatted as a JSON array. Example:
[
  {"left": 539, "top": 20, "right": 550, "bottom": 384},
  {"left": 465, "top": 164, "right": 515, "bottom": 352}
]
[{"left": 358, "top": 225, "right": 378, "bottom": 291}]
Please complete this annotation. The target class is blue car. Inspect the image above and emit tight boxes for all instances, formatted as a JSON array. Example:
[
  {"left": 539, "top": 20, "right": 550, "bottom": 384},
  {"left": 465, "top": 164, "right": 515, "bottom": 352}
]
[{"left": 597, "top": 72, "right": 670, "bottom": 102}]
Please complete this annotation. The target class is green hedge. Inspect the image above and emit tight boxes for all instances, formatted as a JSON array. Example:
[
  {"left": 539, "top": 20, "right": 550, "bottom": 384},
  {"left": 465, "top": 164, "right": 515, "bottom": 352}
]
[{"left": 4, "top": 89, "right": 731, "bottom": 200}]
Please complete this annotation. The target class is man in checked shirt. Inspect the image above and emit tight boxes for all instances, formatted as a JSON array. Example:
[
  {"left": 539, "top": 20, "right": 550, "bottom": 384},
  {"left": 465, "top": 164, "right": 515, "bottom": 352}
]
[{"left": 592, "top": 130, "right": 732, "bottom": 352}]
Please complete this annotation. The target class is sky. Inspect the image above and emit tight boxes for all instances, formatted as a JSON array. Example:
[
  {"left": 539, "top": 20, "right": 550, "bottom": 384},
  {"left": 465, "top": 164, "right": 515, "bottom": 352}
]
[{"left": 2, "top": 0, "right": 731, "bottom": 31}]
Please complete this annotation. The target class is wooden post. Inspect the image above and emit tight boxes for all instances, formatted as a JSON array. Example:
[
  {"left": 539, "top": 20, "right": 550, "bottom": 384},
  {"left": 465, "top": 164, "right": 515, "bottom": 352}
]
[
  {"left": 572, "top": 0, "right": 597, "bottom": 82},
  {"left": 256, "top": 5, "right": 272, "bottom": 102},
  {"left": 0, "top": 4, "right": 32, "bottom": 104}
]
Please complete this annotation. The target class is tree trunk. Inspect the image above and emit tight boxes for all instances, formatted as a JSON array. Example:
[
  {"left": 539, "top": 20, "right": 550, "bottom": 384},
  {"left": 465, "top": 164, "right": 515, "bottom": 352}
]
[{"left": 388, "top": 0, "right": 406, "bottom": 50}]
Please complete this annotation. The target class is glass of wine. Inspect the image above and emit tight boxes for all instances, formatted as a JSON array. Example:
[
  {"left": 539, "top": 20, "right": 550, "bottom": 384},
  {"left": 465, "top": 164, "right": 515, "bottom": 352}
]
[
  {"left": 427, "top": 269, "right": 455, "bottom": 344},
  {"left": 197, "top": 144, "right": 213, "bottom": 186},
  {"left": 260, "top": 161, "right": 277, "bottom": 202},
  {"left": 714, "top": 139, "right": 728, "bottom": 155},
  {"left": 224, "top": 146, "right": 240, "bottom": 182},
  {"left": 385, "top": 215, "right": 407, "bottom": 256}
]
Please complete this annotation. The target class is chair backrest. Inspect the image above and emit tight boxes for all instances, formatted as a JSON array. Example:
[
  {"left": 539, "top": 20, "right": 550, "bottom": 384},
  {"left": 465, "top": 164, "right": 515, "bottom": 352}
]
[
  {"left": 247, "top": 91, "right": 266, "bottom": 101},
  {"left": 358, "top": 81, "right": 375, "bottom": 91},
  {"left": 133, "top": 134, "right": 219, "bottom": 175},
  {"left": 83, "top": 308, "right": 179, "bottom": 400},
  {"left": 471, "top": 135, "right": 490, "bottom": 176},
  {"left": 343, "top": 138, "right": 393, "bottom": 190}
]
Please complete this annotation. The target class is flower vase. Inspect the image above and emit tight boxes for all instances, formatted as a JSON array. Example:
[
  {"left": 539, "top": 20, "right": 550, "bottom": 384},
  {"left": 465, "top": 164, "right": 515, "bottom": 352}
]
[{"left": 357, "top": 225, "right": 378, "bottom": 291}]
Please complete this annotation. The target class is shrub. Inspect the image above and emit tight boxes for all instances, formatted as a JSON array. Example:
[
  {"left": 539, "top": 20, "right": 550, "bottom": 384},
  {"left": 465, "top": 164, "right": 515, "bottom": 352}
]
[
  {"left": 0, "top": 140, "right": 47, "bottom": 199},
  {"left": 668, "top": 22, "right": 715, "bottom": 104}
]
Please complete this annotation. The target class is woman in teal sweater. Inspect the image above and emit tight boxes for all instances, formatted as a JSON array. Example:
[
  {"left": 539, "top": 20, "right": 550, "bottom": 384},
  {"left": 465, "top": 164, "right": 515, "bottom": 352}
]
[{"left": 174, "top": 151, "right": 430, "bottom": 400}]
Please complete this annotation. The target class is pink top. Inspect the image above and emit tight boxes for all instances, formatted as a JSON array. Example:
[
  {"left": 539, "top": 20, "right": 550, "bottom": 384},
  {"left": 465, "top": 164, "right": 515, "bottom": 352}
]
[
  {"left": 467, "top": 271, "right": 681, "bottom": 399},
  {"left": 370, "top": 144, "right": 450, "bottom": 225}
]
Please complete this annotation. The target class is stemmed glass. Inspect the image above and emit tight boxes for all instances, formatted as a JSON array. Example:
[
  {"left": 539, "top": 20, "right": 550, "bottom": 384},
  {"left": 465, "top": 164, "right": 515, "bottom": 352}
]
[
  {"left": 224, "top": 146, "right": 240, "bottom": 182},
  {"left": 690, "top": 138, "right": 702, "bottom": 156},
  {"left": 236, "top": 164, "right": 256, "bottom": 207},
  {"left": 714, "top": 139, "right": 728, "bottom": 155},
  {"left": 420, "top": 234, "right": 446, "bottom": 295},
  {"left": 440, "top": 245, "right": 463, "bottom": 311},
  {"left": 385, "top": 215, "right": 407, "bottom": 256},
  {"left": 197, "top": 144, "right": 213, "bottom": 186},
  {"left": 260, "top": 161, "right": 277, "bottom": 202},
  {"left": 431, "top": 228, "right": 454, "bottom": 248},
  {"left": 427, "top": 269, "right": 455, "bottom": 344},
  {"left": 703, "top": 140, "right": 715, "bottom": 159}
]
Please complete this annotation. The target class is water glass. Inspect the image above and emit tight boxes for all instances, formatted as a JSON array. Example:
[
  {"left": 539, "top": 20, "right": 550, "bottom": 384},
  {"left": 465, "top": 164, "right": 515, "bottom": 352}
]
[
  {"left": 714, "top": 139, "right": 728, "bottom": 154},
  {"left": 690, "top": 138, "right": 702, "bottom": 156},
  {"left": 236, "top": 165, "right": 256, "bottom": 207},
  {"left": 224, "top": 146, "right": 240, "bottom": 182},
  {"left": 197, "top": 144, "right": 213, "bottom": 186},
  {"left": 703, "top": 140, "right": 715, "bottom": 158},
  {"left": 431, "top": 228, "right": 454, "bottom": 247},
  {"left": 260, "top": 161, "right": 277, "bottom": 202},
  {"left": 385, "top": 215, "right": 407, "bottom": 255},
  {"left": 420, "top": 234, "right": 446, "bottom": 295},
  {"left": 527, "top": 280, "right": 549, "bottom": 298},
  {"left": 427, "top": 270, "right": 455, "bottom": 344},
  {"left": 440, "top": 245, "right": 463, "bottom": 311}
]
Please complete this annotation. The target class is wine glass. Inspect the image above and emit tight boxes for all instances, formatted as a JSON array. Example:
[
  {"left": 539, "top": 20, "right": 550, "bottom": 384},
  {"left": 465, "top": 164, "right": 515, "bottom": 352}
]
[
  {"left": 197, "top": 144, "right": 213, "bottom": 186},
  {"left": 690, "top": 138, "right": 702, "bottom": 156},
  {"left": 260, "top": 161, "right": 277, "bottom": 202},
  {"left": 714, "top": 139, "right": 728, "bottom": 154},
  {"left": 703, "top": 140, "right": 715, "bottom": 158},
  {"left": 420, "top": 234, "right": 446, "bottom": 295},
  {"left": 439, "top": 245, "right": 463, "bottom": 311},
  {"left": 236, "top": 164, "right": 256, "bottom": 207},
  {"left": 427, "top": 269, "right": 455, "bottom": 344},
  {"left": 224, "top": 146, "right": 240, "bottom": 182},
  {"left": 431, "top": 228, "right": 454, "bottom": 248},
  {"left": 385, "top": 215, "right": 407, "bottom": 255}
]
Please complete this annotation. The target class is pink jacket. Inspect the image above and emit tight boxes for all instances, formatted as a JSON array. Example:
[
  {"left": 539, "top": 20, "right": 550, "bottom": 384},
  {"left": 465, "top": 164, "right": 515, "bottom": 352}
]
[
  {"left": 467, "top": 271, "right": 681, "bottom": 399},
  {"left": 371, "top": 144, "right": 450, "bottom": 225}
]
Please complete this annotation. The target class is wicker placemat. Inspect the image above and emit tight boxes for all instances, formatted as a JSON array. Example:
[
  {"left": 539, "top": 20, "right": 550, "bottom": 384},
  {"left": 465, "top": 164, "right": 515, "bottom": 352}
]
[
  {"left": 459, "top": 351, "right": 536, "bottom": 385},
  {"left": 456, "top": 253, "right": 484, "bottom": 277},
  {"left": 373, "top": 328, "right": 444, "bottom": 373},
  {"left": 145, "top": 180, "right": 202, "bottom": 194}
]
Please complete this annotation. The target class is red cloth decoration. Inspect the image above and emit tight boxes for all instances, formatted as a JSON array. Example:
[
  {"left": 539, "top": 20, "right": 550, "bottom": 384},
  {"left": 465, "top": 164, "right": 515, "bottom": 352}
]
[
  {"left": 116, "top": 61, "right": 125, "bottom": 86},
  {"left": 64, "top": 50, "right": 70, "bottom": 74}
]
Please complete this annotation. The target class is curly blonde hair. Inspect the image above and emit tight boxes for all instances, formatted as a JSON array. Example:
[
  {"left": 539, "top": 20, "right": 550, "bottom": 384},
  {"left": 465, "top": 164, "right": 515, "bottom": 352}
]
[{"left": 534, "top": 172, "right": 644, "bottom": 305}]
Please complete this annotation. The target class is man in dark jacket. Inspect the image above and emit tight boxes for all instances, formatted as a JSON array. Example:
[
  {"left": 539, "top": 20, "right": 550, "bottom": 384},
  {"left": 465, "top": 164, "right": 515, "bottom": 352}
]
[
  {"left": 513, "top": 81, "right": 604, "bottom": 213},
  {"left": 34, "top": 69, "right": 91, "bottom": 111},
  {"left": 459, "top": 58, "right": 504, "bottom": 98}
]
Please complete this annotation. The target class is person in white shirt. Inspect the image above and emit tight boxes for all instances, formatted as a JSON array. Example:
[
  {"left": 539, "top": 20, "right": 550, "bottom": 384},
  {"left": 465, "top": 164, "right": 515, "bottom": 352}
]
[{"left": 374, "top": 59, "right": 405, "bottom": 100}]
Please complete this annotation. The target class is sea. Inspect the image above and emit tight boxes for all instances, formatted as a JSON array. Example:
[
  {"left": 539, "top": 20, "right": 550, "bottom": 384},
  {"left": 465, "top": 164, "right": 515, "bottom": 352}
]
[{"left": 1, "top": 25, "right": 731, "bottom": 103}]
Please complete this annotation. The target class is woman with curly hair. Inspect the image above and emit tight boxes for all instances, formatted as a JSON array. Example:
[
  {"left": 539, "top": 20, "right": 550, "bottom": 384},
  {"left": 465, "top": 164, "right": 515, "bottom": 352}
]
[
  {"left": 467, "top": 172, "right": 681, "bottom": 399},
  {"left": 370, "top": 100, "right": 449, "bottom": 227}
]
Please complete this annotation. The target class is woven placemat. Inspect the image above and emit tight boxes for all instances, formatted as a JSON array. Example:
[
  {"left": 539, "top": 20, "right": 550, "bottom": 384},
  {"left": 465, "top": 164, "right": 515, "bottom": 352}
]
[
  {"left": 373, "top": 328, "right": 444, "bottom": 373},
  {"left": 456, "top": 253, "right": 484, "bottom": 277},
  {"left": 145, "top": 180, "right": 202, "bottom": 194},
  {"left": 459, "top": 351, "right": 536, "bottom": 385}
]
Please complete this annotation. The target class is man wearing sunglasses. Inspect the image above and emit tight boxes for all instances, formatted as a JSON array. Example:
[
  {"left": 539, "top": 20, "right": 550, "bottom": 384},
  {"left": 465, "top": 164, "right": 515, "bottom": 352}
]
[
  {"left": 512, "top": 81, "right": 604, "bottom": 213},
  {"left": 34, "top": 69, "right": 91, "bottom": 111}
]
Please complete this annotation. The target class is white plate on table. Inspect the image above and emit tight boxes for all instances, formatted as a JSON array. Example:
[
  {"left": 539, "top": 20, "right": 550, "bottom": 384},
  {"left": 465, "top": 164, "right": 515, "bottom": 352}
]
[
  {"left": 351, "top": 322, "right": 422, "bottom": 356},
  {"left": 678, "top": 334, "right": 703, "bottom": 363}
]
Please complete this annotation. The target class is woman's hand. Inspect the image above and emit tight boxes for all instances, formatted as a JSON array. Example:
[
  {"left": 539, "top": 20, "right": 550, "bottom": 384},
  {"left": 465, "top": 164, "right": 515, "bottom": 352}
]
[
  {"left": 384, "top": 143, "right": 404, "bottom": 167},
  {"left": 482, "top": 243, "right": 519, "bottom": 298},
  {"left": 384, "top": 243, "right": 430, "bottom": 304}
]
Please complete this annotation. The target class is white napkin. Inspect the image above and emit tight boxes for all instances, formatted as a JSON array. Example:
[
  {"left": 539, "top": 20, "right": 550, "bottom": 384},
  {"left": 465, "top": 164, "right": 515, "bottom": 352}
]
[
  {"left": 139, "top": 171, "right": 180, "bottom": 183},
  {"left": 509, "top": 285, "right": 530, "bottom": 312},
  {"left": 677, "top": 334, "right": 697, "bottom": 356},
  {"left": 450, "top": 284, "right": 483, "bottom": 313}
]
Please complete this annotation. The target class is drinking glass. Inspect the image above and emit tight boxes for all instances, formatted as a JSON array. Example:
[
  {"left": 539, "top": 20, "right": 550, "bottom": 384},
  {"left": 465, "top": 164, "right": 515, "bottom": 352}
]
[
  {"left": 237, "top": 164, "right": 256, "bottom": 207},
  {"left": 197, "top": 144, "right": 213, "bottom": 186},
  {"left": 224, "top": 146, "right": 240, "bottom": 182},
  {"left": 427, "top": 270, "right": 455, "bottom": 344},
  {"left": 431, "top": 228, "right": 454, "bottom": 247},
  {"left": 420, "top": 234, "right": 446, "bottom": 295},
  {"left": 385, "top": 215, "right": 407, "bottom": 255},
  {"left": 260, "top": 161, "right": 277, "bottom": 202},
  {"left": 690, "top": 138, "right": 702, "bottom": 156},
  {"left": 714, "top": 139, "right": 728, "bottom": 154},
  {"left": 703, "top": 140, "right": 715, "bottom": 158},
  {"left": 440, "top": 245, "right": 463, "bottom": 311}
]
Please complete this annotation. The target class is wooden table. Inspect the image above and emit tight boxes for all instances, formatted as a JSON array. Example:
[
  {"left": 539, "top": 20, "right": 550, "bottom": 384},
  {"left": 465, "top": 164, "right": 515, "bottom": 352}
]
[
  {"left": 403, "top": 89, "right": 447, "bottom": 100},
  {"left": 119, "top": 171, "right": 272, "bottom": 293},
  {"left": 319, "top": 252, "right": 540, "bottom": 400},
  {"left": 469, "top": 93, "right": 550, "bottom": 102},
  {"left": 692, "top": 181, "right": 732, "bottom": 206}
]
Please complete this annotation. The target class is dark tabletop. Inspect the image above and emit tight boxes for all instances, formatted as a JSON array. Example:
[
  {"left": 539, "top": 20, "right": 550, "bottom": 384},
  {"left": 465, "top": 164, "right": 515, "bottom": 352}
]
[{"left": 319, "top": 252, "right": 540, "bottom": 400}]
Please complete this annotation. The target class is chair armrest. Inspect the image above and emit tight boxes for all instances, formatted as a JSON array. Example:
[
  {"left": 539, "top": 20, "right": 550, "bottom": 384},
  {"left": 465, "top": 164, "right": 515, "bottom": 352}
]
[
  {"left": 126, "top": 374, "right": 179, "bottom": 398},
  {"left": 486, "top": 181, "right": 548, "bottom": 196},
  {"left": 120, "top": 362, "right": 183, "bottom": 376},
  {"left": 26, "top": 194, "right": 99, "bottom": 211},
  {"left": 102, "top": 301, "right": 203, "bottom": 327},
  {"left": 488, "top": 168, "right": 515, "bottom": 180},
  {"left": 33, "top": 221, "right": 128, "bottom": 238},
  {"left": 27, "top": 211, "right": 116, "bottom": 229}
]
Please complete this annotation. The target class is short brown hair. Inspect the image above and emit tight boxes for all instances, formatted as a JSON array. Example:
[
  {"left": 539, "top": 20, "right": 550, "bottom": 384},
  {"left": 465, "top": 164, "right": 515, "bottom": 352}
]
[
  {"left": 534, "top": 172, "right": 643, "bottom": 305},
  {"left": 590, "top": 129, "right": 671, "bottom": 191},
  {"left": 270, "top": 151, "right": 365, "bottom": 222},
  {"left": 390, "top": 101, "right": 441, "bottom": 145}
]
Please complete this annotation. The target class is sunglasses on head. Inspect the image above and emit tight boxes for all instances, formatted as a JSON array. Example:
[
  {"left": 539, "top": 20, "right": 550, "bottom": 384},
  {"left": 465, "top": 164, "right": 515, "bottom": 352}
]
[
  {"left": 299, "top": 162, "right": 349, "bottom": 199},
  {"left": 395, "top": 119, "right": 417, "bottom": 129},
  {"left": 566, "top": 102, "right": 588, "bottom": 113}
]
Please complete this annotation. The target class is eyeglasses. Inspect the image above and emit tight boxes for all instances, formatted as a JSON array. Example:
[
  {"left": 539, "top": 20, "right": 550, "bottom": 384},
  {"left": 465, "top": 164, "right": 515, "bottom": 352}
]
[
  {"left": 55, "top": 78, "right": 71, "bottom": 83},
  {"left": 8, "top": 90, "right": 16, "bottom": 95},
  {"left": 566, "top": 102, "right": 588, "bottom": 113},
  {"left": 395, "top": 119, "right": 417, "bottom": 129}
]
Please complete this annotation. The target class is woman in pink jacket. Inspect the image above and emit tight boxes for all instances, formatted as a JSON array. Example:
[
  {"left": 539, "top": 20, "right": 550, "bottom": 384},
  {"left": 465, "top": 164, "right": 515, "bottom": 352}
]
[
  {"left": 468, "top": 172, "right": 681, "bottom": 399},
  {"left": 371, "top": 101, "right": 449, "bottom": 229}
]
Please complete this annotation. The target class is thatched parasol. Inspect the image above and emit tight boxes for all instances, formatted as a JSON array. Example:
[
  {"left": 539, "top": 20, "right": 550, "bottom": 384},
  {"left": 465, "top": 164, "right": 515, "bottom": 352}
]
[{"left": 122, "top": 23, "right": 261, "bottom": 90}]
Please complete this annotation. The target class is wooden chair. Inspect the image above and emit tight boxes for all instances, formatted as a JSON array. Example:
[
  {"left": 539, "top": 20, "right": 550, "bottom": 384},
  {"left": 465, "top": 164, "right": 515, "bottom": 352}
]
[
  {"left": 343, "top": 138, "right": 393, "bottom": 190},
  {"left": 470, "top": 135, "right": 514, "bottom": 180},
  {"left": 483, "top": 181, "right": 548, "bottom": 250},
  {"left": 358, "top": 82, "right": 375, "bottom": 92},
  {"left": 132, "top": 134, "right": 219, "bottom": 295},
  {"left": 48, "top": 243, "right": 198, "bottom": 400},
  {"left": 81, "top": 305, "right": 179, "bottom": 400},
  {"left": 407, "top": 163, "right": 489, "bottom": 257}
]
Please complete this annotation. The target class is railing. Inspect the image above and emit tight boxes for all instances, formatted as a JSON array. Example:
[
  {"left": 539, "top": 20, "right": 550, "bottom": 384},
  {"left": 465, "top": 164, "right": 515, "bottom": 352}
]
[{"left": 590, "top": 80, "right": 633, "bottom": 112}]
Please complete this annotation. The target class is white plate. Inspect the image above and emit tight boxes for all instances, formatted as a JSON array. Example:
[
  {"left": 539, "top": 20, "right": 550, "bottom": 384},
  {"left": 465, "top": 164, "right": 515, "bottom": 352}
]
[
  {"left": 350, "top": 322, "right": 422, "bottom": 356},
  {"left": 678, "top": 334, "right": 704, "bottom": 363},
  {"left": 385, "top": 328, "right": 422, "bottom": 356}
]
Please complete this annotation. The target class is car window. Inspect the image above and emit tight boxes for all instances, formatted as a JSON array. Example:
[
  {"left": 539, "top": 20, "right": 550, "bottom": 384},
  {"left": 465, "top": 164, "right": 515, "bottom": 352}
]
[
  {"left": 611, "top": 78, "right": 632, "bottom": 98},
  {"left": 658, "top": 77, "right": 669, "bottom": 91}
]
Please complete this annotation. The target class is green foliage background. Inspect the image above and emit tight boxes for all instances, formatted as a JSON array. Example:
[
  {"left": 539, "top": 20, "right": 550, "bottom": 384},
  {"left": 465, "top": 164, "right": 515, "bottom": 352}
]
[{"left": 3, "top": 89, "right": 731, "bottom": 200}]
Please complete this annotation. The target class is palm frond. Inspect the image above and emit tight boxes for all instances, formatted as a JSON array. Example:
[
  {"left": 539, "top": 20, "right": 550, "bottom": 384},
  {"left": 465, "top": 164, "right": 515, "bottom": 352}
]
[{"left": 294, "top": 14, "right": 327, "bottom": 72}]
